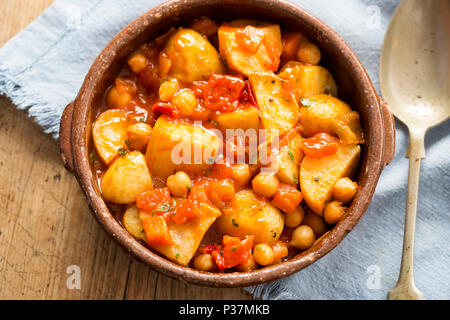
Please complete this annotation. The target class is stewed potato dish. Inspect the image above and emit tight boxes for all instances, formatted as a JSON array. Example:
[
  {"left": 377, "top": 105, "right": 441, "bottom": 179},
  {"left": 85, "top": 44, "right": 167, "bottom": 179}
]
[{"left": 91, "top": 17, "right": 364, "bottom": 272}]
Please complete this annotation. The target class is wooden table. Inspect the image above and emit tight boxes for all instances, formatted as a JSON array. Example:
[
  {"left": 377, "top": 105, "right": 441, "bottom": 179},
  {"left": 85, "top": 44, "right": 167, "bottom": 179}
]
[{"left": 0, "top": 0, "right": 250, "bottom": 300}]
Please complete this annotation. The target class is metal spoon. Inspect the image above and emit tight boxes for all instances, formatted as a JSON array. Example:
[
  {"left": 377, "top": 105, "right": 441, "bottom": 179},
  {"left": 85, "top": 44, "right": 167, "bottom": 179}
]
[{"left": 380, "top": 0, "right": 450, "bottom": 300}]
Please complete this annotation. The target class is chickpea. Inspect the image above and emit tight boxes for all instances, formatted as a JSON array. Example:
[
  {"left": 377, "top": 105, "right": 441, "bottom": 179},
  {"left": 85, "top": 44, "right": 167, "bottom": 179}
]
[
  {"left": 253, "top": 243, "right": 275, "bottom": 266},
  {"left": 303, "top": 211, "right": 328, "bottom": 236},
  {"left": 159, "top": 79, "right": 179, "bottom": 102},
  {"left": 193, "top": 253, "right": 214, "bottom": 272},
  {"left": 166, "top": 171, "right": 192, "bottom": 197},
  {"left": 232, "top": 164, "right": 251, "bottom": 186},
  {"left": 289, "top": 225, "right": 316, "bottom": 250},
  {"left": 128, "top": 53, "right": 149, "bottom": 74},
  {"left": 284, "top": 206, "right": 305, "bottom": 228},
  {"left": 171, "top": 89, "right": 197, "bottom": 116},
  {"left": 333, "top": 177, "right": 358, "bottom": 203},
  {"left": 236, "top": 256, "right": 258, "bottom": 272},
  {"left": 252, "top": 173, "right": 279, "bottom": 198},
  {"left": 127, "top": 123, "right": 152, "bottom": 150},
  {"left": 324, "top": 201, "right": 346, "bottom": 225},
  {"left": 107, "top": 87, "right": 131, "bottom": 109},
  {"left": 297, "top": 40, "right": 322, "bottom": 65}
]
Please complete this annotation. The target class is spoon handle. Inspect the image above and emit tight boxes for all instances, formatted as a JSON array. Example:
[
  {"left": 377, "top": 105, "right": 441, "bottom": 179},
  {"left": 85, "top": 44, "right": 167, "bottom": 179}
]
[{"left": 388, "top": 128, "right": 425, "bottom": 300}]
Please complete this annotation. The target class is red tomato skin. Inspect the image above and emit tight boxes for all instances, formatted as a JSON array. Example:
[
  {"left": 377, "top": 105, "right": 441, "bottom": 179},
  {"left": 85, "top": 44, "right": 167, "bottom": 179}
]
[
  {"left": 301, "top": 132, "right": 338, "bottom": 158},
  {"left": 204, "top": 73, "right": 246, "bottom": 112},
  {"left": 271, "top": 184, "right": 303, "bottom": 214},
  {"left": 152, "top": 102, "right": 179, "bottom": 118}
]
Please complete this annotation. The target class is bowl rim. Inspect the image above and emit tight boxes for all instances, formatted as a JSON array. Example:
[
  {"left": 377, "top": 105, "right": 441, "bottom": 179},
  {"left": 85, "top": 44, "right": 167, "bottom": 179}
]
[{"left": 70, "top": 0, "right": 385, "bottom": 287}]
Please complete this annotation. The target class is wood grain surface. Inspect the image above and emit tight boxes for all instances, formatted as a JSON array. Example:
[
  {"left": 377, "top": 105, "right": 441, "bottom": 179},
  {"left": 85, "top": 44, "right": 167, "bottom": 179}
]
[{"left": 0, "top": 0, "right": 251, "bottom": 300}]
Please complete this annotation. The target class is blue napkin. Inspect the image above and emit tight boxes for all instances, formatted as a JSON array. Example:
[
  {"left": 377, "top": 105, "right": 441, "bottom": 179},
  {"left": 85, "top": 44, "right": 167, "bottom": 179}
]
[{"left": 1, "top": 0, "right": 449, "bottom": 299}]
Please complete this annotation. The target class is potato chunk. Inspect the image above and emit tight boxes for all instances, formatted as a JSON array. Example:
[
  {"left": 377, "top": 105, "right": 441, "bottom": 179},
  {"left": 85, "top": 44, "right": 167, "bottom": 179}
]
[
  {"left": 299, "top": 94, "right": 364, "bottom": 144},
  {"left": 300, "top": 144, "right": 360, "bottom": 215},
  {"left": 216, "top": 190, "right": 284, "bottom": 245},
  {"left": 101, "top": 151, "right": 153, "bottom": 204},
  {"left": 218, "top": 20, "right": 282, "bottom": 76},
  {"left": 123, "top": 205, "right": 146, "bottom": 241},
  {"left": 164, "top": 28, "right": 225, "bottom": 83},
  {"left": 215, "top": 107, "right": 260, "bottom": 132},
  {"left": 276, "top": 132, "right": 304, "bottom": 186},
  {"left": 279, "top": 62, "right": 337, "bottom": 99},
  {"left": 92, "top": 109, "right": 129, "bottom": 165},
  {"left": 249, "top": 72, "right": 299, "bottom": 141},
  {"left": 146, "top": 116, "right": 221, "bottom": 179},
  {"left": 152, "top": 203, "right": 221, "bottom": 266}
]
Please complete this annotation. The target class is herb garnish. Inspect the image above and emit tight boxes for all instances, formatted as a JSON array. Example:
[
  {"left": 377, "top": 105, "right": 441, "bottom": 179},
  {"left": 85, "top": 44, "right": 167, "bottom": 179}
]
[
  {"left": 118, "top": 148, "right": 128, "bottom": 157},
  {"left": 152, "top": 202, "right": 175, "bottom": 216},
  {"left": 288, "top": 150, "right": 294, "bottom": 162},
  {"left": 89, "top": 152, "right": 97, "bottom": 163}
]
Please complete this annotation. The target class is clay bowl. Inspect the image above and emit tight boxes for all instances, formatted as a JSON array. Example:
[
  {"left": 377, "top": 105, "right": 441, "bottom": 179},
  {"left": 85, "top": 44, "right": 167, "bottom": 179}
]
[{"left": 59, "top": 0, "right": 395, "bottom": 287}]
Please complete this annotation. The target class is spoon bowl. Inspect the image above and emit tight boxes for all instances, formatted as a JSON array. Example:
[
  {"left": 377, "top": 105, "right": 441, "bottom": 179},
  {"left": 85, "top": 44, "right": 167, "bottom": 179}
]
[{"left": 380, "top": 0, "right": 450, "bottom": 300}]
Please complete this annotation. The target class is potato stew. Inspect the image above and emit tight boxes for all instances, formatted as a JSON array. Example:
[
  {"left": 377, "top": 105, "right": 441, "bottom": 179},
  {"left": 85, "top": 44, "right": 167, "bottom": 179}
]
[{"left": 91, "top": 17, "right": 364, "bottom": 272}]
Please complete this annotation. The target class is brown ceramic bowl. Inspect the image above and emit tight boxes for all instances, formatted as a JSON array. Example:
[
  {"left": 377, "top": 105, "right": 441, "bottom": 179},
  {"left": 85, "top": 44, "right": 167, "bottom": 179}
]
[{"left": 59, "top": 0, "right": 395, "bottom": 287}]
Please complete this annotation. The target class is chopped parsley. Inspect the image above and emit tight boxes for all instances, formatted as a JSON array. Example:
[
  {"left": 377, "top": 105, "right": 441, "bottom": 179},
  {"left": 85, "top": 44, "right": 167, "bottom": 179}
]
[
  {"left": 231, "top": 246, "right": 237, "bottom": 252},
  {"left": 232, "top": 218, "right": 239, "bottom": 227},
  {"left": 175, "top": 252, "right": 180, "bottom": 259},
  {"left": 89, "top": 152, "right": 97, "bottom": 163},
  {"left": 118, "top": 148, "right": 128, "bottom": 157},
  {"left": 293, "top": 174, "right": 299, "bottom": 185},
  {"left": 288, "top": 150, "right": 294, "bottom": 162},
  {"left": 152, "top": 202, "right": 175, "bottom": 216},
  {"left": 125, "top": 140, "right": 131, "bottom": 146}
]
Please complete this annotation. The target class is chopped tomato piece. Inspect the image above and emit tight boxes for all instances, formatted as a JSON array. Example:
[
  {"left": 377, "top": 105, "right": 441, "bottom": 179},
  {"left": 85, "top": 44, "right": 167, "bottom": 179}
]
[
  {"left": 271, "top": 184, "right": 303, "bottom": 214},
  {"left": 222, "top": 235, "right": 254, "bottom": 269},
  {"left": 239, "top": 81, "right": 258, "bottom": 108},
  {"left": 141, "top": 215, "right": 172, "bottom": 246},
  {"left": 152, "top": 102, "right": 179, "bottom": 118},
  {"left": 211, "top": 163, "right": 234, "bottom": 180},
  {"left": 171, "top": 179, "right": 209, "bottom": 224},
  {"left": 202, "top": 244, "right": 219, "bottom": 255},
  {"left": 204, "top": 73, "right": 246, "bottom": 112},
  {"left": 236, "top": 26, "right": 265, "bottom": 54},
  {"left": 211, "top": 250, "right": 226, "bottom": 271},
  {"left": 172, "top": 198, "right": 201, "bottom": 224},
  {"left": 136, "top": 188, "right": 176, "bottom": 219},
  {"left": 301, "top": 132, "right": 338, "bottom": 158},
  {"left": 192, "top": 80, "right": 209, "bottom": 98}
]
